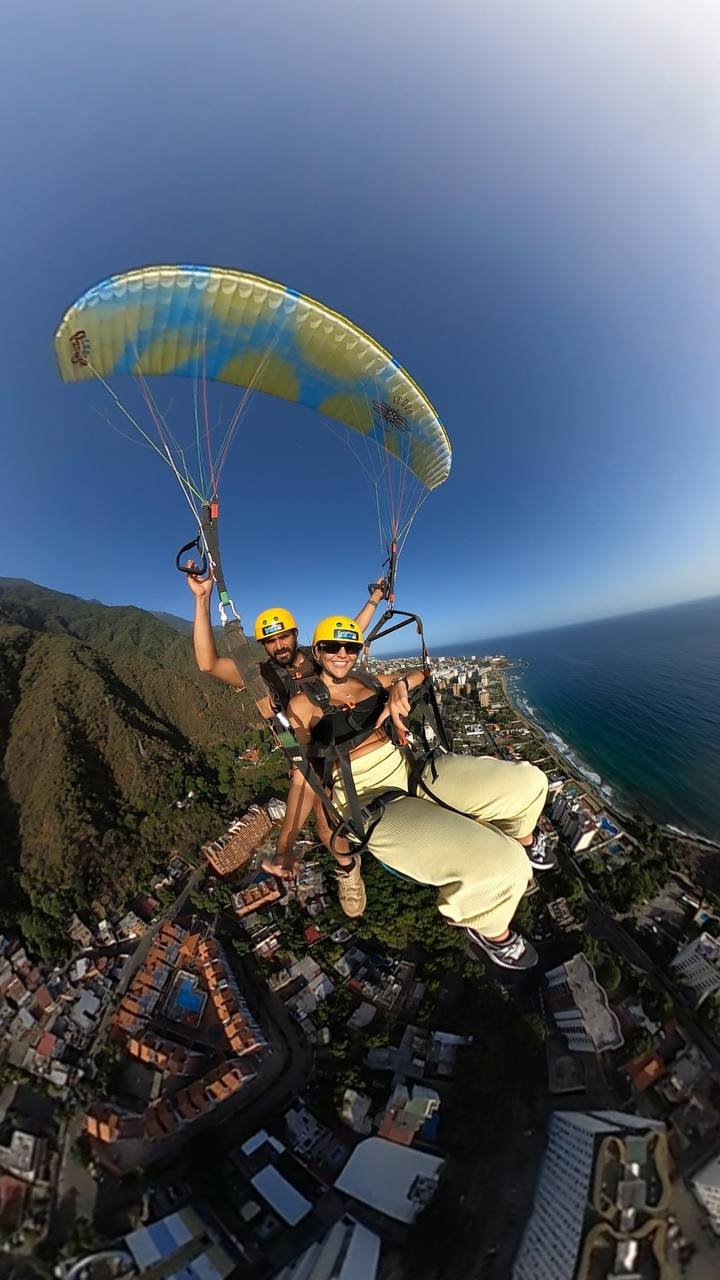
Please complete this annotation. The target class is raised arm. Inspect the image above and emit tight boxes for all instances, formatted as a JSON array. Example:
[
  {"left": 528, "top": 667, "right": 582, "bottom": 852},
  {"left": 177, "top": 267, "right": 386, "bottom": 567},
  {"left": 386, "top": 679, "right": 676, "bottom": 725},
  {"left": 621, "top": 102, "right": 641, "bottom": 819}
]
[
  {"left": 354, "top": 576, "right": 387, "bottom": 635},
  {"left": 186, "top": 562, "right": 244, "bottom": 688}
]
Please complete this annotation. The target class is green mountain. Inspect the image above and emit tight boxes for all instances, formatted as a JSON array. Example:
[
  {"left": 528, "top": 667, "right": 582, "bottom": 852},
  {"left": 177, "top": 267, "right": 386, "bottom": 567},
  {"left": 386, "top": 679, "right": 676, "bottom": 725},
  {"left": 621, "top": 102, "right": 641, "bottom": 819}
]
[
  {"left": 0, "top": 579, "right": 199, "bottom": 676},
  {"left": 0, "top": 580, "right": 285, "bottom": 959},
  {"left": 151, "top": 610, "right": 194, "bottom": 636}
]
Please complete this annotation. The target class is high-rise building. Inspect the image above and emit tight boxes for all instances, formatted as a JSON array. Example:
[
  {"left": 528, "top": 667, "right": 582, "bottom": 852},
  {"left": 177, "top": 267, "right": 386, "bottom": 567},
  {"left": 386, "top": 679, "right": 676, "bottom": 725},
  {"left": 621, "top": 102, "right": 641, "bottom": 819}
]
[
  {"left": 549, "top": 793, "right": 600, "bottom": 852},
  {"left": 669, "top": 933, "right": 720, "bottom": 1008},
  {"left": 203, "top": 805, "right": 274, "bottom": 877},
  {"left": 691, "top": 1152, "right": 720, "bottom": 1235},
  {"left": 513, "top": 1111, "right": 671, "bottom": 1280},
  {"left": 544, "top": 955, "right": 624, "bottom": 1054}
]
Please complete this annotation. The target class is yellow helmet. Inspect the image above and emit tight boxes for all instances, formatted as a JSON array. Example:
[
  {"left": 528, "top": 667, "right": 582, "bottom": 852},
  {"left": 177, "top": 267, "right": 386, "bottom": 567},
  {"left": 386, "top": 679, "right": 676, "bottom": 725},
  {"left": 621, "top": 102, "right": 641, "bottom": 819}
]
[
  {"left": 254, "top": 607, "right": 298, "bottom": 641},
  {"left": 312, "top": 615, "right": 364, "bottom": 646}
]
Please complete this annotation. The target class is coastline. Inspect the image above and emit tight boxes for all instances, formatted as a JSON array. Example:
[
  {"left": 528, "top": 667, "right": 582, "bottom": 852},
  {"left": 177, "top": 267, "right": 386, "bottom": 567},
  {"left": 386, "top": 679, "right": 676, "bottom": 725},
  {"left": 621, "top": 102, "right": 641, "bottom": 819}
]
[{"left": 499, "top": 666, "right": 720, "bottom": 856}]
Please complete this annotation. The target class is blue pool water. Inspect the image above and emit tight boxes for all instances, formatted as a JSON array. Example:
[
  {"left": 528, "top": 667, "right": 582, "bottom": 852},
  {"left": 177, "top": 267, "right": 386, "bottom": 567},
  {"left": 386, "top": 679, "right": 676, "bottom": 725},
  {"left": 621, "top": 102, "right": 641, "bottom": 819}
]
[{"left": 175, "top": 975, "right": 204, "bottom": 1014}]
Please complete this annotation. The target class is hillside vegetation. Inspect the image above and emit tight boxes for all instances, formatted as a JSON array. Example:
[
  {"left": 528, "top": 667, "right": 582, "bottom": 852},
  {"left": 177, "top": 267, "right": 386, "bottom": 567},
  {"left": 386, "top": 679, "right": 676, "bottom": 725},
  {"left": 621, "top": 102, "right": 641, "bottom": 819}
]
[
  {"left": 0, "top": 580, "right": 286, "bottom": 958},
  {"left": 0, "top": 578, "right": 200, "bottom": 676}
]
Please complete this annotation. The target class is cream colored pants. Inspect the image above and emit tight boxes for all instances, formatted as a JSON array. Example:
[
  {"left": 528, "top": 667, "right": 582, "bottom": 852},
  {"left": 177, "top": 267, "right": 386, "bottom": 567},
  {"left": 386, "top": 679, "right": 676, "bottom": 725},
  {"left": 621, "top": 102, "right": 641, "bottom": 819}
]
[{"left": 333, "top": 742, "right": 548, "bottom": 936}]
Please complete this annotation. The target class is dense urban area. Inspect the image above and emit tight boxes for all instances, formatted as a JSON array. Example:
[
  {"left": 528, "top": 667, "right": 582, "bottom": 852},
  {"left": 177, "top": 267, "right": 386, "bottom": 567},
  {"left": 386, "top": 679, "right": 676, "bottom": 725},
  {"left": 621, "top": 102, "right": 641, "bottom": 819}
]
[{"left": 2, "top": 656, "right": 720, "bottom": 1280}]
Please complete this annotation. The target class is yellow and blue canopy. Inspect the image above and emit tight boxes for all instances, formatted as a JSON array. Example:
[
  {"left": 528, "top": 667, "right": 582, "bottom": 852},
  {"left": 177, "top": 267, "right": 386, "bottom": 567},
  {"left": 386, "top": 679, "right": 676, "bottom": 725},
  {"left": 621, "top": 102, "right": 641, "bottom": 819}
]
[{"left": 55, "top": 264, "right": 451, "bottom": 492}]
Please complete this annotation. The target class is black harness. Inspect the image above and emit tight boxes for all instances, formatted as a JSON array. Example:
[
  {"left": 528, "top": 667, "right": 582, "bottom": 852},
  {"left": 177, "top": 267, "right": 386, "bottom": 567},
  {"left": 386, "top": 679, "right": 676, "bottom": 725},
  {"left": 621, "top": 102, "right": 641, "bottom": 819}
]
[
  {"left": 282, "top": 668, "right": 454, "bottom": 853},
  {"left": 253, "top": 581, "right": 459, "bottom": 853},
  {"left": 259, "top": 646, "right": 317, "bottom": 712}
]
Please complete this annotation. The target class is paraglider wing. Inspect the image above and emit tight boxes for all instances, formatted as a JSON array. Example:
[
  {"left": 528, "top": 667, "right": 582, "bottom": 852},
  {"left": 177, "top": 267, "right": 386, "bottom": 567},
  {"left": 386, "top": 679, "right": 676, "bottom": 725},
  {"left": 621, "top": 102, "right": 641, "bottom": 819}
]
[{"left": 54, "top": 264, "right": 451, "bottom": 493}]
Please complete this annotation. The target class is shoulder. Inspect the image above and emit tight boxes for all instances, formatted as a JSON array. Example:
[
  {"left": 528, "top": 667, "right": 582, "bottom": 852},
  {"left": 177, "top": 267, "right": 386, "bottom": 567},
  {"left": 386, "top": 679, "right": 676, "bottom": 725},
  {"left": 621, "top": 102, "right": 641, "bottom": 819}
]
[
  {"left": 298, "top": 647, "right": 319, "bottom": 675},
  {"left": 287, "top": 689, "right": 322, "bottom": 728}
]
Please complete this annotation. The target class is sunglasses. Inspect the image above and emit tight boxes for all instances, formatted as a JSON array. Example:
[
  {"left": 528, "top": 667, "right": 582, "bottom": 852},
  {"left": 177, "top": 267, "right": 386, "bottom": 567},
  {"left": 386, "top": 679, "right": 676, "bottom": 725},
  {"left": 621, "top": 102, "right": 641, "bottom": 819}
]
[{"left": 318, "top": 641, "right": 362, "bottom": 655}]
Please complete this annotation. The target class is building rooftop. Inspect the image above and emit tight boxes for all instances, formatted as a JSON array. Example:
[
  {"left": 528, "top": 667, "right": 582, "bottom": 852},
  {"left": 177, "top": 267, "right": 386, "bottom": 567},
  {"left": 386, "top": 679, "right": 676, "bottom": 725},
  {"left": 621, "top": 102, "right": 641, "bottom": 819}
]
[
  {"left": 125, "top": 1205, "right": 236, "bottom": 1278},
  {"left": 0, "top": 1175, "right": 28, "bottom": 1232},
  {"left": 335, "top": 1137, "right": 444, "bottom": 1224},
  {"left": 546, "top": 954, "right": 624, "bottom": 1053},
  {"left": 241, "top": 1129, "right": 286, "bottom": 1158},
  {"left": 251, "top": 1165, "right": 313, "bottom": 1226},
  {"left": 204, "top": 805, "right": 273, "bottom": 877},
  {"left": 270, "top": 1216, "right": 381, "bottom": 1280}
]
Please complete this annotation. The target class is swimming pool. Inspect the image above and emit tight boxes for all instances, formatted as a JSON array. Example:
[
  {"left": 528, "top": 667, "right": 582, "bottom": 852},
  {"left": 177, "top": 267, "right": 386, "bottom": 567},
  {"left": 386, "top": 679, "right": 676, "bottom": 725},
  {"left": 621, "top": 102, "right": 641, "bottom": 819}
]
[
  {"left": 176, "top": 975, "right": 204, "bottom": 1014},
  {"left": 164, "top": 970, "right": 207, "bottom": 1027}
]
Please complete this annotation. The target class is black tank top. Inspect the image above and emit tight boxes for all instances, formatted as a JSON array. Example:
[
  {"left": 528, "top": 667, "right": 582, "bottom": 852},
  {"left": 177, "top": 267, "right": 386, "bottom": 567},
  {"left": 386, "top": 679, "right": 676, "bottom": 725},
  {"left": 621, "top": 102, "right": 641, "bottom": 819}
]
[{"left": 310, "top": 684, "right": 388, "bottom": 755}]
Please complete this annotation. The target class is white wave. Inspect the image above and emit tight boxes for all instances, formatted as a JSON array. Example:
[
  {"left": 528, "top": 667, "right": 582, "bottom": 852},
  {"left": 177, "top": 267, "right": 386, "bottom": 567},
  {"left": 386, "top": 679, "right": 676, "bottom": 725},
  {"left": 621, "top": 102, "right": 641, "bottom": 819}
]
[
  {"left": 547, "top": 732, "right": 602, "bottom": 785},
  {"left": 508, "top": 677, "right": 606, "bottom": 790},
  {"left": 666, "top": 823, "right": 705, "bottom": 841}
]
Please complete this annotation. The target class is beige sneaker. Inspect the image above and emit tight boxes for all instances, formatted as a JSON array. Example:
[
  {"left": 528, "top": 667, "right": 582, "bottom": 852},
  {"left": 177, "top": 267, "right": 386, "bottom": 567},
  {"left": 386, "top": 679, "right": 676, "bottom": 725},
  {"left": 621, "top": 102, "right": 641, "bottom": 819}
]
[{"left": 335, "top": 855, "right": 367, "bottom": 918}]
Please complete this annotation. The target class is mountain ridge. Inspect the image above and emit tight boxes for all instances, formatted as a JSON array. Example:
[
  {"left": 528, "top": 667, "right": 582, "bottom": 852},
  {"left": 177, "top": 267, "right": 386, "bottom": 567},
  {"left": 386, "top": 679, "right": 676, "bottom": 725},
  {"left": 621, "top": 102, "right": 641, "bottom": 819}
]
[{"left": 0, "top": 579, "right": 285, "bottom": 959}]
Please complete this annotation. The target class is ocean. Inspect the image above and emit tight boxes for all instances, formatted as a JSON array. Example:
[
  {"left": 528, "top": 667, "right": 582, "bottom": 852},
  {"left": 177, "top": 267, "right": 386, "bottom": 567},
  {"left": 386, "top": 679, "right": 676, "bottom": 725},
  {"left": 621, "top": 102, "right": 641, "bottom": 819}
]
[{"left": 442, "top": 595, "right": 720, "bottom": 842}]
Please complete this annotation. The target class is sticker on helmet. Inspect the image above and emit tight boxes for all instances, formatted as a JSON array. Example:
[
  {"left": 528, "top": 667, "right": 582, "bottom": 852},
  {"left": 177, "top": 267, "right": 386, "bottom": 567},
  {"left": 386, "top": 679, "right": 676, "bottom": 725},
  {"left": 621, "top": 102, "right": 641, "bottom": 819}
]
[
  {"left": 333, "top": 628, "right": 359, "bottom": 641},
  {"left": 262, "top": 622, "right": 285, "bottom": 635}
]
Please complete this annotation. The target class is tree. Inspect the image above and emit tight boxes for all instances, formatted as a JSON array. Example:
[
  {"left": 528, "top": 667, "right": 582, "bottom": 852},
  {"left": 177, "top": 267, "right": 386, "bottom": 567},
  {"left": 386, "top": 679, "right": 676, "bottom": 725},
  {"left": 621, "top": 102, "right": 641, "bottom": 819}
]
[
  {"left": 60, "top": 1217, "right": 103, "bottom": 1261},
  {"left": 639, "top": 986, "right": 673, "bottom": 1024},
  {"left": 624, "top": 1026, "right": 652, "bottom": 1059},
  {"left": 700, "top": 995, "right": 720, "bottom": 1040},
  {"left": 596, "top": 954, "right": 621, "bottom": 995},
  {"left": 583, "top": 934, "right": 601, "bottom": 965}
]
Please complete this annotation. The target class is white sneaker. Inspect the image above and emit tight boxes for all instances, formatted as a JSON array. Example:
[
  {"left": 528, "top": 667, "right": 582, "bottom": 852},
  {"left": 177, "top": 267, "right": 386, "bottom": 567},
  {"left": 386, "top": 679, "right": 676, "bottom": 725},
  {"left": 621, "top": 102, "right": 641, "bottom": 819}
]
[
  {"left": 465, "top": 928, "right": 538, "bottom": 970},
  {"left": 525, "top": 831, "right": 557, "bottom": 872}
]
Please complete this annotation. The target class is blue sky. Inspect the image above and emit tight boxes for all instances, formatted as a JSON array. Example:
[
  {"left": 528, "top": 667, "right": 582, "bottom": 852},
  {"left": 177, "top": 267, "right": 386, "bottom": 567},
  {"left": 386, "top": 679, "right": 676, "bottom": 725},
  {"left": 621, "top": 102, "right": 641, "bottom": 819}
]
[{"left": 2, "top": 1, "right": 719, "bottom": 649}]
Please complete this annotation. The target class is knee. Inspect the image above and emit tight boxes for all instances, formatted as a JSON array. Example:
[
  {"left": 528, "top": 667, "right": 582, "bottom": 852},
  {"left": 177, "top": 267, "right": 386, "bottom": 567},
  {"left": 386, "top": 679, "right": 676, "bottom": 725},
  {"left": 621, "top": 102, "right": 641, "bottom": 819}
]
[{"left": 520, "top": 762, "right": 548, "bottom": 806}]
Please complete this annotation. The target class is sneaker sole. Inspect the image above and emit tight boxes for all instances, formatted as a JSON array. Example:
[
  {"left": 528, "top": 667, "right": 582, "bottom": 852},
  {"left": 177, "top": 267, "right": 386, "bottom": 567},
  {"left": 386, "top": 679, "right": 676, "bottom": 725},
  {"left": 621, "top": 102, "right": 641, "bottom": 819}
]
[
  {"left": 468, "top": 937, "right": 539, "bottom": 970},
  {"left": 338, "top": 895, "right": 367, "bottom": 919}
]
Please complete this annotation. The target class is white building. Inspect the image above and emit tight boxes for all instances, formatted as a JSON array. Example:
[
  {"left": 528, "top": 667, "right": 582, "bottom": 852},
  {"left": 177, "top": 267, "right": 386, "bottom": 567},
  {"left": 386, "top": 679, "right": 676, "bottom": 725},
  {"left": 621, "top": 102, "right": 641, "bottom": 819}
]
[
  {"left": 251, "top": 1165, "right": 313, "bottom": 1226},
  {"left": 270, "top": 1217, "right": 381, "bottom": 1280},
  {"left": 121, "top": 1206, "right": 235, "bottom": 1279},
  {"left": 335, "top": 1137, "right": 444, "bottom": 1224},
  {"left": 513, "top": 1111, "right": 671, "bottom": 1280},
  {"left": 544, "top": 955, "right": 624, "bottom": 1054},
  {"left": 669, "top": 933, "right": 720, "bottom": 1008},
  {"left": 549, "top": 794, "right": 600, "bottom": 852},
  {"left": 691, "top": 1152, "right": 720, "bottom": 1235},
  {"left": 341, "top": 1089, "right": 373, "bottom": 1136}
]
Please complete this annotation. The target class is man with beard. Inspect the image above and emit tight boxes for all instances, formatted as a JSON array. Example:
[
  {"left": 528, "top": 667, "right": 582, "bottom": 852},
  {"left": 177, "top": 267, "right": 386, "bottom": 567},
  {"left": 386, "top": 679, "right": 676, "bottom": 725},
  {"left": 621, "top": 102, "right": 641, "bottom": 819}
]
[{"left": 186, "top": 566, "right": 387, "bottom": 917}]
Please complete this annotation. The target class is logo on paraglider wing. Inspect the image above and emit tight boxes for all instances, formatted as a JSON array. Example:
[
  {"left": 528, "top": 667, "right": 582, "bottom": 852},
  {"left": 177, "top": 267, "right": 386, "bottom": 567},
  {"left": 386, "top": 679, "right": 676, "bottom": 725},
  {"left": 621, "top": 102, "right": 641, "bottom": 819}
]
[
  {"left": 372, "top": 399, "right": 409, "bottom": 432},
  {"left": 70, "top": 330, "right": 91, "bottom": 366}
]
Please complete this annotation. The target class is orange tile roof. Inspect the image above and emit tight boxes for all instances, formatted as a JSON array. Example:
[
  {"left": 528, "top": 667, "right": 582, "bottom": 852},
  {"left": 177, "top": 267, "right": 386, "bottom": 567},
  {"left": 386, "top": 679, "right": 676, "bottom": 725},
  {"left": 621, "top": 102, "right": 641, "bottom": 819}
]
[
  {"left": 204, "top": 807, "right": 272, "bottom": 877},
  {"left": 144, "top": 1111, "right": 167, "bottom": 1141},
  {"left": 152, "top": 1099, "right": 179, "bottom": 1134},
  {"left": 625, "top": 1051, "right": 665, "bottom": 1092},
  {"left": 378, "top": 1116, "right": 415, "bottom": 1145},
  {"left": 176, "top": 1093, "right": 203, "bottom": 1120},
  {"left": 181, "top": 932, "right": 201, "bottom": 959},
  {"left": 86, "top": 1106, "right": 121, "bottom": 1144}
]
